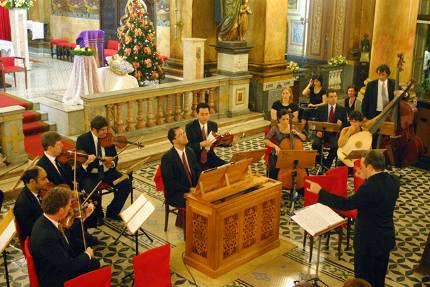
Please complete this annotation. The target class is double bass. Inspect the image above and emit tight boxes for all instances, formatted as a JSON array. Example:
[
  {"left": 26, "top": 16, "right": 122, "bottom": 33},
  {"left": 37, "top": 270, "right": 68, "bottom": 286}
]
[{"left": 277, "top": 113, "right": 306, "bottom": 189}]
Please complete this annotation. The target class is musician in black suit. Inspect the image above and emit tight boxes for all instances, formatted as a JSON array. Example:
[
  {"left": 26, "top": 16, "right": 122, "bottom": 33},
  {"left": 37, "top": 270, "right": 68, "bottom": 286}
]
[
  {"left": 311, "top": 90, "right": 347, "bottom": 169},
  {"left": 37, "top": 131, "right": 74, "bottom": 188},
  {"left": 362, "top": 64, "right": 395, "bottom": 120},
  {"left": 30, "top": 187, "right": 100, "bottom": 287},
  {"left": 161, "top": 127, "right": 201, "bottom": 208},
  {"left": 13, "top": 167, "right": 48, "bottom": 242},
  {"left": 76, "top": 116, "right": 131, "bottom": 225},
  {"left": 185, "top": 102, "right": 226, "bottom": 169},
  {"left": 306, "top": 151, "right": 399, "bottom": 287}
]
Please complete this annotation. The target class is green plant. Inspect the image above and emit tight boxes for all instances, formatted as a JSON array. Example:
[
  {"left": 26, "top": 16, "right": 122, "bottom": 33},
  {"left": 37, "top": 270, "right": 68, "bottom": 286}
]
[
  {"left": 0, "top": 0, "right": 34, "bottom": 9},
  {"left": 328, "top": 55, "right": 347, "bottom": 67},
  {"left": 287, "top": 61, "right": 300, "bottom": 73},
  {"left": 71, "top": 46, "right": 96, "bottom": 56}
]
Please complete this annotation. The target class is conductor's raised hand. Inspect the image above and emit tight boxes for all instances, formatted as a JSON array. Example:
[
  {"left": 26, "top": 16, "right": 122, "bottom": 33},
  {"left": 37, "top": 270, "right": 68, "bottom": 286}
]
[{"left": 305, "top": 180, "right": 322, "bottom": 194}]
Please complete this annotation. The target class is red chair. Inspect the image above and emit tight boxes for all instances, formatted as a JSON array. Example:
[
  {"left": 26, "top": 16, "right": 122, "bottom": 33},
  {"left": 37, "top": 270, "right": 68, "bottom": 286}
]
[
  {"left": 133, "top": 244, "right": 172, "bottom": 287},
  {"left": 354, "top": 159, "right": 365, "bottom": 192},
  {"left": 14, "top": 221, "right": 26, "bottom": 253},
  {"left": 104, "top": 40, "right": 119, "bottom": 58},
  {"left": 325, "top": 166, "right": 357, "bottom": 249},
  {"left": 0, "top": 56, "right": 27, "bottom": 92},
  {"left": 23, "top": 238, "right": 40, "bottom": 287},
  {"left": 154, "top": 165, "right": 185, "bottom": 232},
  {"left": 64, "top": 266, "right": 112, "bottom": 287},
  {"left": 303, "top": 175, "right": 344, "bottom": 261},
  {"left": 48, "top": 38, "right": 67, "bottom": 58}
]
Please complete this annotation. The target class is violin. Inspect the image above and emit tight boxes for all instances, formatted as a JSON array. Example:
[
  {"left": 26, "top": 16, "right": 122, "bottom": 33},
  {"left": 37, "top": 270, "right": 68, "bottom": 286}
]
[
  {"left": 61, "top": 190, "right": 94, "bottom": 229},
  {"left": 56, "top": 149, "right": 117, "bottom": 165},
  {"left": 213, "top": 132, "right": 234, "bottom": 147},
  {"left": 100, "top": 133, "right": 144, "bottom": 149}
]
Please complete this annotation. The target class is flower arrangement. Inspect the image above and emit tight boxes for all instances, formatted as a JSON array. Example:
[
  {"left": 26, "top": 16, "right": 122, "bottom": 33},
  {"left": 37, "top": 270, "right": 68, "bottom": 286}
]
[
  {"left": 71, "top": 46, "right": 95, "bottom": 56},
  {"left": 328, "top": 55, "right": 347, "bottom": 67},
  {"left": 1, "top": 0, "right": 34, "bottom": 9},
  {"left": 287, "top": 61, "right": 300, "bottom": 73}
]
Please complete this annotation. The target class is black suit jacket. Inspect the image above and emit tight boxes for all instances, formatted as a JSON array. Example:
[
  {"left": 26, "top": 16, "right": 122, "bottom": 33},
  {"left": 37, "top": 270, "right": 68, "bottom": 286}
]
[
  {"left": 30, "top": 216, "right": 99, "bottom": 287},
  {"left": 319, "top": 172, "right": 399, "bottom": 254},
  {"left": 160, "top": 147, "right": 200, "bottom": 208},
  {"left": 362, "top": 78, "right": 395, "bottom": 119},
  {"left": 37, "top": 155, "right": 73, "bottom": 189},
  {"left": 185, "top": 119, "right": 218, "bottom": 163},
  {"left": 76, "top": 131, "right": 118, "bottom": 177},
  {"left": 315, "top": 104, "right": 347, "bottom": 128},
  {"left": 13, "top": 186, "right": 43, "bottom": 241}
]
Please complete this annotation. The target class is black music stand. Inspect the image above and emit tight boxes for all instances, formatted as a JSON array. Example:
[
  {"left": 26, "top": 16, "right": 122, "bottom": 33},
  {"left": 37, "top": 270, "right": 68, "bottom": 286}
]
[
  {"left": 276, "top": 150, "right": 317, "bottom": 216},
  {"left": 307, "top": 121, "right": 341, "bottom": 175}
]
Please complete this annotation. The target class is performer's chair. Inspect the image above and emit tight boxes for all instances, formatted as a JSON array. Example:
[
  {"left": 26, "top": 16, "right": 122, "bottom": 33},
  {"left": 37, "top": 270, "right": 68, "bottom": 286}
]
[
  {"left": 24, "top": 238, "right": 40, "bottom": 287},
  {"left": 133, "top": 244, "right": 172, "bottom": 287},
  {"left": 64, "top": 266, "right": 112, "bottom": 287}
]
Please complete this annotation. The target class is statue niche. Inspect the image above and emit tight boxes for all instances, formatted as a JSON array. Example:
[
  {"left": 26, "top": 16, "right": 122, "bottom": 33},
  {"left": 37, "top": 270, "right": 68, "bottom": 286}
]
[{"left": 217, "top": 0, "right": 252, "bottom": 42}]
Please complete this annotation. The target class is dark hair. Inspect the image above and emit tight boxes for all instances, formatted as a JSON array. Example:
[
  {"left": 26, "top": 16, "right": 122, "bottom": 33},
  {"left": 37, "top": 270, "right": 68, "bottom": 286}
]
[
  {"left": 376, "top": 64, "right": 391, "bottom": 75},
  {"left": 346, "top": 85, "right": 357, "bottom": 93},
  {"left": 364, "top": 150, "right": 385, "bottom": 171},
  {"left": 22, "top": 166, "right": 42, "bottom": 184},
  {"left": 327, "top": 90, "right": 337, "bottom": 97},
  {"left": 277, "top": 109, "right": 289, "bottom": 120},
  {"left": 167, "top": 127, "right": 181, "bottom": 144},
  {"left": 343, "top": 278, "right": 372, "bottom": 287},
  {"left": 41, "top": 131, "right": 61, "bottom": 151},
  {"left": 349, "top": 110, "right": 364, "bottom": 121},
  {"left": 312, "top": 74, "right": 323, "bottom": 85},
  {"left": 41, "top": 187, "right": 72, "bottom": 215},
  {"left": 196, "top": 102, "right": 210, "bottom": 113},
  {"left": 90, "top": 116, "right": 109, "bottom": 131}
]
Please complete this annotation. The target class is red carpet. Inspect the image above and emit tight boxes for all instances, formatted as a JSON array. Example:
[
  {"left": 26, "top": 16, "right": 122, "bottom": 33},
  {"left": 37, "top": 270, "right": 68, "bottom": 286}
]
[
  {"left": 25, "top": 134, "right": 75, "bottom": 159},
  {"left": 0, "top": 93, "right": 33, "bottom": 109}
]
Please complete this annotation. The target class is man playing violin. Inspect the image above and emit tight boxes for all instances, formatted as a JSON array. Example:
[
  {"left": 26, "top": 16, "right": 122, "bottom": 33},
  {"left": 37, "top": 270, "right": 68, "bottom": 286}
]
[
  {"left": 185, "top": 102, "right": 226, "bottom": 169},
  {"left": 76, "top": 116, "right": 131, "bottom": 225},
  {"left": 30, "top": 187, "right": 100, "bottom": 287},
  {"left": 13, "top": 166, "right": 49, "bottom": 243}
]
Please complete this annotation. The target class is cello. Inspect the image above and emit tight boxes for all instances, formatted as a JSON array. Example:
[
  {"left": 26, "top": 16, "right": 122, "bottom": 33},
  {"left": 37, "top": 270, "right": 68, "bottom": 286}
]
[{"left": 277, "top": 112, "right": 307, "bottom": 190}]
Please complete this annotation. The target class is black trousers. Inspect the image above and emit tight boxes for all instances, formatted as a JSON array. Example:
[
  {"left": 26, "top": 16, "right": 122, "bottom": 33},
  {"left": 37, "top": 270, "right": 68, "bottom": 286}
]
[
  {"left": 268, "top": 153, "right": 279, "bottom": 180},
  {"left": 354, "top": 246, "right": 391, "bottom": 287},
  {"left": 201, "top": 152, "right": 226, "bottom": 169},
  {"left": 80, "top": 169, "right": 131, "bottom": 221},
  {"left": 312, "top": 132, "right": 338, "bottom": 168}
]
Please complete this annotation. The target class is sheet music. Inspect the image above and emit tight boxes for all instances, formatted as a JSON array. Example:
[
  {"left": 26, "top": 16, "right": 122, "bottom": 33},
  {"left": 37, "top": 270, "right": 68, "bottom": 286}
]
[
  {"left": 291, "top": 203, "right": 344, "bottom": 236},
  {"left": 120, "top": 195, "right": 155, "bottom": 234},
  {"left": 206, "top": 131, "right": 217, "bottom": 151},
  {"left": 0, "top": 218, "right": 16, "bottom": 253}
]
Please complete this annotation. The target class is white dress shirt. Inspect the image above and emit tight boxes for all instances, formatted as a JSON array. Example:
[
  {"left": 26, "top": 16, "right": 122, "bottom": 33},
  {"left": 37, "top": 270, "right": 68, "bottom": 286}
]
[
  {"left": 377, "top": 80, "right": 389, "bottom": 112},
  {"left": 44, "top": 151, "right": 61, "bottom": 175},
  {"left": 174, "top": 146, "right": 191, "bottom": 174}
]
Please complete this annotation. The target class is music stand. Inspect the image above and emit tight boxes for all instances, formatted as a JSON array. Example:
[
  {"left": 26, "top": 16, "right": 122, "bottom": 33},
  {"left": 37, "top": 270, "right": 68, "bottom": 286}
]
[
  {"left": 307, "top": 121, "right": 341, "bottom": 175},
  {"left": 0, "top": 210, "right": 16, "bottom": 287},
  {"left": 276, "top": 150, "right": 317, "bottom": 216},
  {"left": 344, "top": 149, "right": 386, "bottom": 161},
  {"left": 230, "top": 149, "right": 265, "bottom": 164},
  {"left": 118, "top": 194, "right": 155, "bottom": 282}
]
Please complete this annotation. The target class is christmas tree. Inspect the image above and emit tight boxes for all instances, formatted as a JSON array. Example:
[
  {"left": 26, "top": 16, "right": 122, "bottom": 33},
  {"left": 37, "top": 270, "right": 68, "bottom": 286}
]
[{"left": 117, "top": 0, "right": 165, "bottom": 85}]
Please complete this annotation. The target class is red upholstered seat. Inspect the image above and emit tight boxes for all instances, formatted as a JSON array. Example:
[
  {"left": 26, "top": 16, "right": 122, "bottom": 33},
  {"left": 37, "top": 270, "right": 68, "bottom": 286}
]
[
  {"left": 15, "top": 221, "right": 26, "bottom": 253},
  {"left": 104, "top": 49, "right": 117, "bottom": 57},
  {"left": 0, "top": 56, "right": 28, "bottom": 92},
  {"left": 64, "top": 266, "right": 112, "bottom": 287},
  {"left": 24, "top": 238, "right": 40, "bottom": 287},
  {"left": 353, "top": 159, "right": 365, "bottom": 192},
  {"left": 49, "top": 38, "right": 67, "bottom": 45},
  {"left": 133, "top": 244, "right": 172, "bottom": 287},
  {"left": 63, "top": 42, "right": 77, "bottom": 48},
  {"left": 106, "top": 40, "right": 119, "bottom": 50}
]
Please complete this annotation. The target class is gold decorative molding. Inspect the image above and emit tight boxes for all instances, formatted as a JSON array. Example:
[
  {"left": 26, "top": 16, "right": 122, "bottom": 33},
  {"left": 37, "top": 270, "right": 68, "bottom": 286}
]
[
  {"left": 333, "top": 0, "right": 346, "bottom": 57},
  {"left": 309, "top": 0, "right": 323, "bottom": 56}
]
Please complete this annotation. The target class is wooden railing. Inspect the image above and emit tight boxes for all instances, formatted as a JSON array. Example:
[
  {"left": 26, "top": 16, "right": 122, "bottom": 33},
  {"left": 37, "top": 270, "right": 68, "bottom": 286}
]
[{"left": 81, "top": 75, "right": 233, "bottom": 133}]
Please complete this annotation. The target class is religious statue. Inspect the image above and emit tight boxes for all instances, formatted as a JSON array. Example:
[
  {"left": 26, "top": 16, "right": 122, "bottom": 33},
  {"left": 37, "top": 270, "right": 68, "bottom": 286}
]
[
  {"left": 360, "top": 34, "right": 371, "bottom": 63},
  {"left": 217, "top": 0, "right": 252, "bottom": 42}
]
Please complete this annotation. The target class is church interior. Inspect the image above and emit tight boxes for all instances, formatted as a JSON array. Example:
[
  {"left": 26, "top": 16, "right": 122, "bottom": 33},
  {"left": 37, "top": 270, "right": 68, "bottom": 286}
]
[{"left": 0, "top": 0, "right": 429, "bottom": 286}]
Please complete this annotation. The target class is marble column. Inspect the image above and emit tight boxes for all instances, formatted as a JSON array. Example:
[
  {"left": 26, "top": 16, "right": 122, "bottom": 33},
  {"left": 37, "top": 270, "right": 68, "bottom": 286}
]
[
  {"left": 167, "top": 0, "right": 217, "bottom": 77},
  {"left": 369, "top": 0, "right": 419, "bottom": 83},
  {"left": 183, "top": 38, "right": 206, "bottom": 80},
  {"left": 9, "top": 8, "right": 31, "bottom": 69}
]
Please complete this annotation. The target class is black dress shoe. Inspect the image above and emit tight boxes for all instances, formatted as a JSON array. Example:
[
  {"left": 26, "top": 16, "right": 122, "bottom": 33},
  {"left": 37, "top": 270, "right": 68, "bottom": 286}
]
[{"left": 106, "top": 213, "right": 122, "bottom": 221}]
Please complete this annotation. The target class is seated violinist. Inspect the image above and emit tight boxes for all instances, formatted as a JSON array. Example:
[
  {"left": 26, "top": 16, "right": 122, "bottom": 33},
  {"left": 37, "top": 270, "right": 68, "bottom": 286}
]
[
  {"left": 76, "top": 116, "right": 131, "bottom": 225},
  {"left": 13, "top": 166, "right": 49, "bottom": 242},
  {"left": 30, "top": 187, "right": 100, "bottom": 287},
  {"left": 185, "top": 102, "right": 226, "bottom": 169},
  {"left": 263, "top": 109, "right": 307, "bottom": 180},
  {"left": 37, "top": 131, "right": 75, "bottom": 189},
  {"left": 312, "top": 90, "right": 347, "bottom": 169}
]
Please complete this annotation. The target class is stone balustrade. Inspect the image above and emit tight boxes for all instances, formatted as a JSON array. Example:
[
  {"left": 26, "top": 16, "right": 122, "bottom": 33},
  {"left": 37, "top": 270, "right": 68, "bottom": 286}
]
[{"left": 81, "top": 74, "right": 251, "bottom": 134}]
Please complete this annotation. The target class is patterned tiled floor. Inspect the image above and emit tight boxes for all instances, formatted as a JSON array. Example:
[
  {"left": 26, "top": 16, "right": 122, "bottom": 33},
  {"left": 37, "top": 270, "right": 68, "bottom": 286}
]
[{"left": 0, "top": 134, "right": 429, "bottom": 286}]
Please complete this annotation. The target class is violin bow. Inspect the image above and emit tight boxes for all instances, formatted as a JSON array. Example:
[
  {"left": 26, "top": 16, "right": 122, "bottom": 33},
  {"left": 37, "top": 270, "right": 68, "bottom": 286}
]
[
  {"left": 10, "top": 156, "right": 41, "bottom": 192},
  {"left": 73, "top": 149, "right": 87, "bottom": 250},
  {"left": 115, "top": 134, "right": 145, "bottom": 157}
]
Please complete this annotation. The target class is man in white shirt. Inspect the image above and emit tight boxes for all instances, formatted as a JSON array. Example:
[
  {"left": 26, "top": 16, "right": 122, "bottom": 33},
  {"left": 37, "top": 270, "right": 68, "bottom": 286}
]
[{"left": 30, "top": 187, "right": 99, "bottom": 287}]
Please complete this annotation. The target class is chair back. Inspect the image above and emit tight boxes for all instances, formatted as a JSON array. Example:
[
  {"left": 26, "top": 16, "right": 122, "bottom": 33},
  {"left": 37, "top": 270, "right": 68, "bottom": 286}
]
[
  {"left": 14, "top": 220, "right": 26, "bottom": 253},
  {"left": 133, "top": 244, "right": 172, "bottom": 287},
  {"left": 304, "top": 175, "right": 342, "bottom": 207},
  {"left": 64, "top": 266, "right": 112, "bottom": 287},
  {"left": 24, "top": 238, "right": 40, "bottom": 287},
  {"left": 0, "top": 56, "right": 14, "bottom": 67},
  {"left": 325, "top": 166, "right": 348, "bottom": 197},
  {"left": 353, "top": 159, "right": 365, "bottom": 192},
  {"left": 106, "top": 40, "right": 119, "bottom": 50},
  {"left": 154, "top": 164, "right": 165, "bottom": 194}
]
